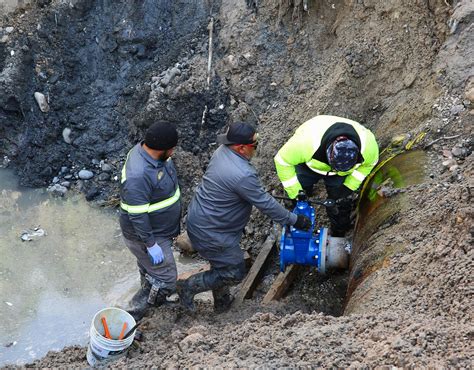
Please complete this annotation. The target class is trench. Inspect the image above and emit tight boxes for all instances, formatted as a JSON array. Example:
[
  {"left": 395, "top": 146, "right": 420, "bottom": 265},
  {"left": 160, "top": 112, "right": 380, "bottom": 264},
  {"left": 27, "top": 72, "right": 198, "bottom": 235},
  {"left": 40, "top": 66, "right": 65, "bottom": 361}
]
[
  {"left": 0, "top": 148, "right": 430, "bottom": 365},
  {"left": 0, "top": 0, "right": 465, "bottom": 366},
  {"left": 0, "top": 0, "right": 419, "bottom": 316}
]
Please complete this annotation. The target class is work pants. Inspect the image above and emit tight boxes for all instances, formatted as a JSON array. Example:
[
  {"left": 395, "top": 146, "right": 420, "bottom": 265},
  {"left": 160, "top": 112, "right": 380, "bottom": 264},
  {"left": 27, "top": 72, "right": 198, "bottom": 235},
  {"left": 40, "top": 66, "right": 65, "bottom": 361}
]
[
  {"left": 123, "top": 236, "right": 177, "bottom": 292},
  {"left": 295, "top": 164, "right": 354, "bottom": 236}
]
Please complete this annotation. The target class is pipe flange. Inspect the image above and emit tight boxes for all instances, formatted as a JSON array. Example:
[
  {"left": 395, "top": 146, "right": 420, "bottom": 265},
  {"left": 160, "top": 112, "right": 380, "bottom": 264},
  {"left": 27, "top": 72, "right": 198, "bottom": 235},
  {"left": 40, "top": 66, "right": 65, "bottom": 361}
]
[{"left": 318, "top": 227, "right": 328, "bottom": 275}]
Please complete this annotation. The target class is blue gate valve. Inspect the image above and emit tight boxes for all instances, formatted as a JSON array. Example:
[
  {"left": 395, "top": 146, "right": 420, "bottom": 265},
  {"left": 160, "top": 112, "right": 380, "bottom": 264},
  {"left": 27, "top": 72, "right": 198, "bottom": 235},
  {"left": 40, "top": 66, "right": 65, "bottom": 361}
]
[{"left": 279, "top": 194, "right": 330, "bottom": 274}]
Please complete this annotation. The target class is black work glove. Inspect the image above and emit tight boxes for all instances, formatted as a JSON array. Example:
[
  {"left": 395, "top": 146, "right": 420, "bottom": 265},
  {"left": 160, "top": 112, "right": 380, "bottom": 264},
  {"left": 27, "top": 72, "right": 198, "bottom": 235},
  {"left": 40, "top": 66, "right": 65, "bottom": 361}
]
[
  {"left": 296, "top": 190, "right": 307, "bottom": 201},
  {"left": 293, "top": 214, "right": 312, "bottom": 231}
]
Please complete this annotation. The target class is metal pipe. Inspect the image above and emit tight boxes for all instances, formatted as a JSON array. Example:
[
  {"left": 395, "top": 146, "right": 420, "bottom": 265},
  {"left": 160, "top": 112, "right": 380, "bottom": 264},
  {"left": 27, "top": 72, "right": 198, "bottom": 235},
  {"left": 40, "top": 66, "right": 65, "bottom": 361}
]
[
  {"left": 326, "top": 236, "right": 349, "bottom": 270},
  {"left": 344, "top": 150, "right": 427, "bottom": 314}
]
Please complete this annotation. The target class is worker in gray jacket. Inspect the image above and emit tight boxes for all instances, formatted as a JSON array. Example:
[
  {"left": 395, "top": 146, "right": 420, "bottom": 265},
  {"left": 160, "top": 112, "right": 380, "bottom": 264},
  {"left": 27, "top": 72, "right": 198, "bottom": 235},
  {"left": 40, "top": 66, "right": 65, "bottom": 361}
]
[
  {"left": 119, "top": 121, "right": 181, "bottom": 320},
  {"left": 177, "top": 121, "right": 311, "bottom": 313}
]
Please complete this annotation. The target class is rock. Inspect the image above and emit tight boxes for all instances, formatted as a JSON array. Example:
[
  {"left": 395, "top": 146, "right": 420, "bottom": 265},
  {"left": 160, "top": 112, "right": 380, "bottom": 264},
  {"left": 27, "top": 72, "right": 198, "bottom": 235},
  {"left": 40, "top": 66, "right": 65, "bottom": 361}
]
[
  {"left": 78, "top": 169, "right": 94, "bottom": 180},
  {"left": 160, "top": 67, "right": 181, "bottom": 87},
  {"left": 48, "top": 74, "right": 59, "bottom": 84},
  {"left": 34, "top": 92, "right": 49, "bottom": 112},
  {"left": 391, "top": 336, "right": 407, "bottom": 350},
  {"left": 170, "top": 67, "right": 181, "bottom": 77},
  {"left": 442, "top": 159, "right": 456, "bottom": 167},
  {"left": 2, "top": 156, "right": 11, "bottom": 167},
  {"left": 100, "top": 163, "right": 113, "bottom": 172},
  {"left": 63, "top": 127, "right": 72, "bottom": 144},
  {"left": 450, "top": 104, "right": 464, "bottom": 116},
  {"left": 5, "top": 27, "right": 14, "bottom": 33},
  {"left": 244, "top": 225, "right": 254, "bottom": 234},
  {"left": 52, "top": 177, "right": 59, "bottom": 184},
  {"left": 0, "top": 35, "right": 8, "bottom": 43},
  {"left": 179, "top": 333, "right": 204, "bottom": 351},
  {"left": 403, "top": 73, "right": 417, "bottom": 87},
  {"left": 451, "top": 146, "right": 468, "bottom": 158},
  {"left": 243, "top": 52, "right": 256, "bottom": 65},
  {"left": 85, "top": 187, "right": 101, "bottom": 201},
  {"left": 60, "top": 181, "right": 71, "bottom": 188},
  {"left": 442, "top": 149, "right": 452, "bottom": 158},
  {"left": 224, "top": 55, "right": 239, "bottom": 71},
  {"left": 98, "top": 172, "right": 110, "bottom": 181},
  {"left": 47, "top": 184, "right": 68, "bottom": 197}
]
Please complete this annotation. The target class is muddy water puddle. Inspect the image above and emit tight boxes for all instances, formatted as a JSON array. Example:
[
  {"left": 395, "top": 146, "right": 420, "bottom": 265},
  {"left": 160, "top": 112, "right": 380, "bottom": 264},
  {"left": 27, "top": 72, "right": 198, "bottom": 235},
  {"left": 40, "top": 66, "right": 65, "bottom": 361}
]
[{"left": 0, "top": 169, "right": 202, "bottom": 366}]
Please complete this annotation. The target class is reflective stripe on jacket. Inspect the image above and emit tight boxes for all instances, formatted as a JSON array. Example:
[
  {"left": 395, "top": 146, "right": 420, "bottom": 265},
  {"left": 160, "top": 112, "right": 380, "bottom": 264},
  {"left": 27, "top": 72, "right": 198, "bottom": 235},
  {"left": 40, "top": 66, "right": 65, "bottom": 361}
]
[
  {"left": 274, "top": 115, "right": 379, "bottom": 199},
  {"left": 119, "top": 143, "right": 181, "bottom": 246}
]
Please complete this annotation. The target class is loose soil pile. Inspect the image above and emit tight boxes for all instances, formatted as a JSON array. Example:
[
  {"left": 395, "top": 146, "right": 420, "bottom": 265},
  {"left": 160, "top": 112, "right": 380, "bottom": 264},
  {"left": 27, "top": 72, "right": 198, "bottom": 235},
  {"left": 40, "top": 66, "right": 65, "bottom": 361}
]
[{"left": 1, "top": 0, "right": 472, "bottom": 367}]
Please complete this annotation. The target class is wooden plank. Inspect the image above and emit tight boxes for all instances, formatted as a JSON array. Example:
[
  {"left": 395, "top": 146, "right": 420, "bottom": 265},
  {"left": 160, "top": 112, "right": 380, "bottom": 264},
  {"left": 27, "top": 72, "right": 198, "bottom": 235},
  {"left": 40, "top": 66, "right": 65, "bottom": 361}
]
[
  {"left": 233, "top": 232, "right": 278, "bottom": 304},
  {"left": 177, "top": 265, "right": 210, "bottom": 281},
  {"left": 177, "top": 251, "right": 251, "bottom": 282},
  {"left": 262, "top": 264, "right": 301, "bottom": 304}
]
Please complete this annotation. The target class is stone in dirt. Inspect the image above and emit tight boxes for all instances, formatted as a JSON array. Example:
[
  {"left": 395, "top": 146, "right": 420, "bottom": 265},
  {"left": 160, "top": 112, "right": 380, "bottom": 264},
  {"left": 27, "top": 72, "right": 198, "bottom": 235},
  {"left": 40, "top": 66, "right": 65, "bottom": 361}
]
[
  {"left": 34, "top": 92, "right": 49, "bottom": 112},
  {"left": 78, "top": 170, "right": 94, "bottom": 180}
]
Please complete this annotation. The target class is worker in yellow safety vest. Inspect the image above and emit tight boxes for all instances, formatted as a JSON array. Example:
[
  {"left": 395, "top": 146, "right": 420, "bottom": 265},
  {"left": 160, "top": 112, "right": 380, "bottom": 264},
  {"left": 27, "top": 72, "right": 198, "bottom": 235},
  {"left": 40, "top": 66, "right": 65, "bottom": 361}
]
[{"left": 274, "top": 115, "right": 379, "bottom": 237}]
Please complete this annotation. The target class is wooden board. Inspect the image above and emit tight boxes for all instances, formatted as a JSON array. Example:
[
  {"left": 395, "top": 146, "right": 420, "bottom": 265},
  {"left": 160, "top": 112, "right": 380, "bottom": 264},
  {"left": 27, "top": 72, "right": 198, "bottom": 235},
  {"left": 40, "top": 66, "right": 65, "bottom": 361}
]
[
  {"left": 233, "top": 232, "right": 277, "bottom": 305},
  {"left": 262, "top": 264, "right": 301, "bottom": 304},
  {"left": 176, "top": 251, "right": 252, "bottom": 282},
  {"left": 177, "top": 265, "right": 210, "bottom": 281}
]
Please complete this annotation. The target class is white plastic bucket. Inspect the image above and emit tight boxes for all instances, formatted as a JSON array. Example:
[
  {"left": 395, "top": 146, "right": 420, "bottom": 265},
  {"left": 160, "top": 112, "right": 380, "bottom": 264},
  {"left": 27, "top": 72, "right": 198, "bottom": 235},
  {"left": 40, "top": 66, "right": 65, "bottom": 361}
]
[{"left": 86, "top": 307, "right": 136, "bottom": 367}]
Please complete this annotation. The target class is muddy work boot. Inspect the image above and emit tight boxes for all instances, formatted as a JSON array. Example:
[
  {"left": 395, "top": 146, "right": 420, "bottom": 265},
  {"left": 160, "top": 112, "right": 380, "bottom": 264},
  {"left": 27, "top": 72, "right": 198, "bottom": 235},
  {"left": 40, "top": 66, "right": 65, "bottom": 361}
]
[
  {"left": 127, "top": 288, "right": 151, "bottom": 321},
  {"left": 147, "top": 280, "right": 173, "bottom": 307},
  {"left": 127, "top": 274, "right": 170, "bottom": 321},
  {"left": 176, "top": 272, "right": 209, "bottom": 313},
  {"left": 212, "top": 286, "right": 234, "bottom": 314}
]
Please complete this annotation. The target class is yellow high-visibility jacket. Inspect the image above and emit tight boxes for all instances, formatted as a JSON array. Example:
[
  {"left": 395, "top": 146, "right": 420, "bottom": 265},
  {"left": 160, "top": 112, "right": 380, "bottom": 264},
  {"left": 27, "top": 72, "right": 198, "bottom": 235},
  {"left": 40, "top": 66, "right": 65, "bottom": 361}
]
[{"left": 274, "top": 115, "right": 379, "bottom": 199}]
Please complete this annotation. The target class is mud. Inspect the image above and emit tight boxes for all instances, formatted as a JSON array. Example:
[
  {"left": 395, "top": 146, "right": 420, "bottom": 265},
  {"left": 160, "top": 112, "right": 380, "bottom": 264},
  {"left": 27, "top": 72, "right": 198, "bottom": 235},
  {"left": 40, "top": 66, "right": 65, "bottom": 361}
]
[{"left": 0, "top": 0, "right": 473, "bottom": 367}]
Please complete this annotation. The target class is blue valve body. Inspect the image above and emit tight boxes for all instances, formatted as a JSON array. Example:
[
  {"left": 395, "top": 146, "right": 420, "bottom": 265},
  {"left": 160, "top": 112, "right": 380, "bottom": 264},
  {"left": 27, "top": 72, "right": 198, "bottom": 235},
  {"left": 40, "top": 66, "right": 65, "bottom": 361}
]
[{"left": 279, "top": 199, "right": 327, "bottom": 272}]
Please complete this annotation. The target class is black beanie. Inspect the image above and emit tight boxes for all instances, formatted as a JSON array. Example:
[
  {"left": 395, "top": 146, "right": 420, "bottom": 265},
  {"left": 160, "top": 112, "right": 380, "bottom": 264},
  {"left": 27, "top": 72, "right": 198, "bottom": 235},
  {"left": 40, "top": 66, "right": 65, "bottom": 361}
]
[{"left": 144, "top": 121, "right": 178, "bottom": 150}]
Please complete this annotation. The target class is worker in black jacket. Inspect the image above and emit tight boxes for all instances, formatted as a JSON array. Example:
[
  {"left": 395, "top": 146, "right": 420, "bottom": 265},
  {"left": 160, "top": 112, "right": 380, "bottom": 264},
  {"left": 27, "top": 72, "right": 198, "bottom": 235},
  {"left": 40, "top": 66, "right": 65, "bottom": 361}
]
[{"left": 119, "top": 121, "right": 181, "bottom": 320}]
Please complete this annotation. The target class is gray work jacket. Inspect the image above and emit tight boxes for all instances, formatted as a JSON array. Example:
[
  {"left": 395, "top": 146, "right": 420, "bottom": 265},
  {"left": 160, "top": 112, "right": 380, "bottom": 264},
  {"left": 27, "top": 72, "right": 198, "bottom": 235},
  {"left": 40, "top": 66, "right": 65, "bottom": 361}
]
[
  {"left": 119, "top": 143, "right": 181, "bottom": 246},
  {"left": 187, "top": 145, "right": 297, "bottom": 267}
]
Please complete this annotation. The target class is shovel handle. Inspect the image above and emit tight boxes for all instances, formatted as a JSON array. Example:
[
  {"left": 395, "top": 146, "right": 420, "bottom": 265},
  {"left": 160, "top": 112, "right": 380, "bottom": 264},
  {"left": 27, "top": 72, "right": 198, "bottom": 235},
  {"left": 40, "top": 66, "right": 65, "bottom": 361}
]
[
  {"left": 118, "top": 322, "right": 128, "bottom": 340},
  {"left": 101, "top": 317, "right": 112, "bottom": 339}
]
